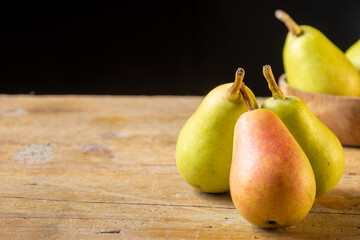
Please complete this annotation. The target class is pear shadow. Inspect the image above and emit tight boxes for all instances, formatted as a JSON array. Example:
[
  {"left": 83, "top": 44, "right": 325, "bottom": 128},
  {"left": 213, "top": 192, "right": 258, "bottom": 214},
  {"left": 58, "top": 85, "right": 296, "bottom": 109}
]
[
  {"left": 192, "top": 189, "right": 235, "bottom": 208},
  {"left": 343, "top": 145, "right": 360, "bottom": 149},
  {"left": 312, "top": 186, "right": 360, "bottom": 213}
]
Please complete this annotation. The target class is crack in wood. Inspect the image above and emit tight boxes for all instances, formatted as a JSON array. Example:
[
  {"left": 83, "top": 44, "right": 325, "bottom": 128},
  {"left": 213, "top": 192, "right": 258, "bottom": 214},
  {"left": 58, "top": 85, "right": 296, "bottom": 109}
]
[
  {"left": 117, "top": 202, "right": 236, "bottom": 210},
  {"left": 96, "top": 230, "right": 122, "bottom": 234},
  {"left": 3, "top": 196, "right": 360, "bottom": 216},
  {"left": 1, "top": 216, "right": 145, "bottom": 221},
  {"left": 0, "top": 196, "right": 235, "bottom": 210},
  {"left": 202, "top": 225, "right": 213, "bottom": 228},
  {"left": 309, "top": 211, "right": 360, "bottom": 216}
]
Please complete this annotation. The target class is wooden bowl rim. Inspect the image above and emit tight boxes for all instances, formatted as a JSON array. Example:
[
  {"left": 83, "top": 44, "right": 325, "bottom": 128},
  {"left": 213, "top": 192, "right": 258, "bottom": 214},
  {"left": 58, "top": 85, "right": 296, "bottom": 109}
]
[{"left": 279, "top": 74, "right": 360, "bottom": 102}]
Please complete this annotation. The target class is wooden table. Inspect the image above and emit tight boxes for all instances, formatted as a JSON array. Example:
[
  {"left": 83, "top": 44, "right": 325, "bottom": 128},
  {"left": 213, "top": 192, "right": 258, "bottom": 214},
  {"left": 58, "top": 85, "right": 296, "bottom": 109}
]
[{"left": 0, "top": 95, "right": 359, "bottom": 239}]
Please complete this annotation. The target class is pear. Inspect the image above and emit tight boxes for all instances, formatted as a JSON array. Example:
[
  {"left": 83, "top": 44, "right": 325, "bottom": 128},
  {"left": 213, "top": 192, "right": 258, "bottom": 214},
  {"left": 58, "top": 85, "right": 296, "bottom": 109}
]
[
  {"left": 275, "top": 10, "right": 360, "bottom": 96},
  {"left": 261, "top": 65, "right": 345, "bottom": 197},
  {"left": 176, "top": 68, "right": 258, "bottom": 193},
  {"left": 230, "top": 84, "right": 315, "bottom": 228},
  {"left": 346, "top": 39, "right": 360, "bottom": 72}
]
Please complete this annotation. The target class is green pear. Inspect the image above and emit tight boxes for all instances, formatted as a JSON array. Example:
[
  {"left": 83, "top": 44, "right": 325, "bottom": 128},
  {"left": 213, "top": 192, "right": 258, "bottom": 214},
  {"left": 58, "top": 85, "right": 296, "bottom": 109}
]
[
  {"left": 346, "top": 39, "right": 360, "bottom": 72},
  {"left": 176, "top": 68, "right": 258, "bottom": 193},
  {"left": 261, "top": 65, "right": 344, "bottom": 197},
  {"left": 230, "top": 85, "right": 315, "bottom": 228},
  {"left": 275, "top": 10, "right": 360, "bottom": 96}
]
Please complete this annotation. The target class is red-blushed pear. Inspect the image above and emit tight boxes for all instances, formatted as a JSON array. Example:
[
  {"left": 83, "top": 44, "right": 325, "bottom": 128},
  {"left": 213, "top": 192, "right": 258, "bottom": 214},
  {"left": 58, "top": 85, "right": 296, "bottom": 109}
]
[
  {"left": 230, "top": 83, "right": 316, "bottom": 228},
  {"left": 176, "top": 68, "right": 258, "bottom": 193}
]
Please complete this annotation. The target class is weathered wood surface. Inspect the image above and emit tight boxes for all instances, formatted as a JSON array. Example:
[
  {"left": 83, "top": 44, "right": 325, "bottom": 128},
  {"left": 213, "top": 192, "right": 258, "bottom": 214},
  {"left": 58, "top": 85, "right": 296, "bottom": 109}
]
[{"left": 0, "top": 95, "right": 359, "bottom": 239}]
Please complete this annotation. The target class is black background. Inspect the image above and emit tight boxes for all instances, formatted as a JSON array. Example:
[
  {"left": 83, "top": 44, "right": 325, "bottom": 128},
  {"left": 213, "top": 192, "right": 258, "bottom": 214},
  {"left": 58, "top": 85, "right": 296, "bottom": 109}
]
[{"left": 1, "top": 1, "right": 360, "bottom": 96}]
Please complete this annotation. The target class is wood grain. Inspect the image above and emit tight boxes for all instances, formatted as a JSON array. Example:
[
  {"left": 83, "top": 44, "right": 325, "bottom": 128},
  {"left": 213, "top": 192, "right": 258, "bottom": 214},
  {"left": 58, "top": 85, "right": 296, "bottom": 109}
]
[
  {"left": 0, "top": 95, "right": 359, "bottom": 239},
  {"left": 279, "top": 74, "right": 360, "bottom": 147}
]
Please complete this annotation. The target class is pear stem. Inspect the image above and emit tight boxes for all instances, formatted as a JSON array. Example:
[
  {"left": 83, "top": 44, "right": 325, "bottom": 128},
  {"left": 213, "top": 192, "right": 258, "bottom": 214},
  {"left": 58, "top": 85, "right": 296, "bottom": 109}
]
[
  {"left": 263, "top": 65, "right": 285, "bottom": 100},
  {"left": 275, "top": 10, "right": 303, "bottom": 36},
  {"left": 227, "top": 68, "right": 245, "bottom": 96},
  {"left": 240, "top": 82, "right": 255, "bottom": 111}
]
